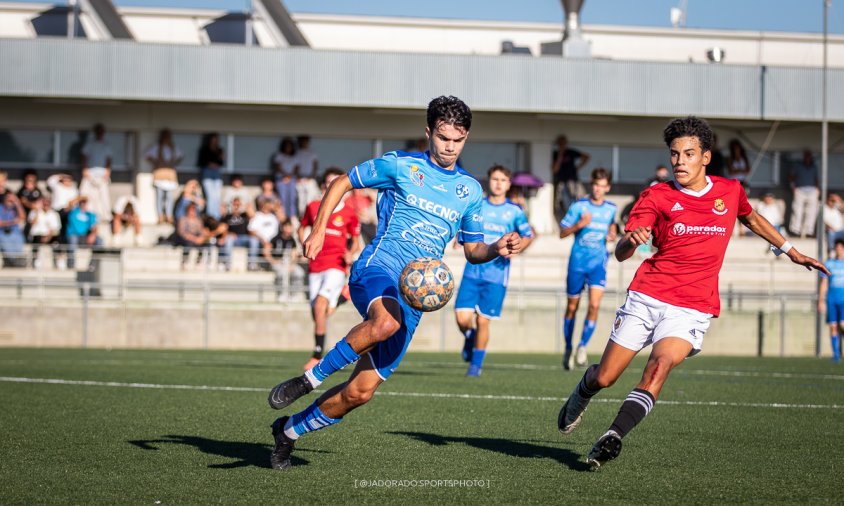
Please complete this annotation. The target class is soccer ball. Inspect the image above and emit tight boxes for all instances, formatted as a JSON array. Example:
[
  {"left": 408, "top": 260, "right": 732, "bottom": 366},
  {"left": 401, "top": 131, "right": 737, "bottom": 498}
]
[{"left": 399, "top": 257, "right": 455, "bottom": 312}]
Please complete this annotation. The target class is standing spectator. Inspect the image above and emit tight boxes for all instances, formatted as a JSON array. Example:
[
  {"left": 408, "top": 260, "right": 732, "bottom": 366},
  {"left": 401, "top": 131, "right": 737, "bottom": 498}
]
[
  {"left": 273, "top": 137, "right": 298, "bottom": 221},
  {"left": 174, "top": 179, "right": 205, "bottom": 222},
  {"left": 756, "top": 193, "right": 785, "bottom": 235},
  {"left": 823, "top": 193, "right": 844, "bottom": 252},
  {"left": 175, "top": 202, "right": 208, "bottom": 269},
  {"left": 197, "top": 132, "right": 225, "bottom": 220},
  {"left": 0, "top": 170, "right": 9, "bottom": 199},
  {"left": 223, "top": 173, "right": 253, "bottom": 214},
  {"left": 819, "top": 239, "right": 844, "bottom": 363},
  {"left": 551, "top": 135, "right": 590, "bottom": 222},
  {"left": 789, "top": 149, "right": 820, "bottom": 238},
  {"left": 65, "top": 197, "right": 101, "bottom": 269},
  {"left": 145, "top": 128, "right": 183, "bottom": 224},
  {"left": 0, "top": 192, "right": 26, "bottom": 267},
  {"left": 295, "top": 136, "right": 320, "bottom": 216},
  {"left": 16, "top": 169, "right": 43, "bottom": 238},
  {"left": 221, "top": 197, "right": 259, "bottom": 271},
  {"left": 344, "top": 188, "right": 376, "bottom": 244},
  {"left": 726, "top": 138, "right": 751, "bottom": 189},
  {"left": 111, "top": 195, "right": 142, "bottom": 247},
  {"left": 79, "top": 123, "right": 113, "bottom": 222},
  {"left": 248, "top": 198, "right": 281, "bottom": 270},
  {"left": 27, "top": 196, "right": 61, "bottom": 267},
  {"left": 648, "top": 165, "right": 671, "bottom": 187},
  {"left": 707, "top": 134, "right": 726, "bottom": 178}
]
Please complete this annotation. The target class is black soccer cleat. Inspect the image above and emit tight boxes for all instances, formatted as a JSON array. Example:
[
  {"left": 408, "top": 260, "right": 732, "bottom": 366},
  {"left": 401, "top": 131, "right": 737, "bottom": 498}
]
[
  {"left": 270, "top": 416, "right": 296, "bottom": 470},
  {"left": 557, "top": 394, "right": 586, "bottom": 434},
  {"left": 562, "top": 346, "right": 574, "bottom": 370},
  {"left": 461, "top": 329, "right": 475, "bottom": 362},
  {"left": 586, "top": 430, "right": 623, "bottom": 469},
  {"left": 268, "top": 374, "right": 314, "bottom": 410}
]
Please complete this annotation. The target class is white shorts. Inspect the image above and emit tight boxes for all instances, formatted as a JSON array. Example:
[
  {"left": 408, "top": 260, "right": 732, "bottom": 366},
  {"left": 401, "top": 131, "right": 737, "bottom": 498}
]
[
  {"left": 610, "top": 290, "right": 712, "bottom": 357},
  {"left": 309, "top": 269, "right": 347, "bottom": 308}
]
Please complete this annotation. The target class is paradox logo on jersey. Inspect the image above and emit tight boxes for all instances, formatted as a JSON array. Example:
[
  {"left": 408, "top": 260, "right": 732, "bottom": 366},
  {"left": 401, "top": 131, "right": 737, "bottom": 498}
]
[
  {"left": 410, "top": 165, "right": 424, "bottom": 187},
  {"left": 455, "top": 184, "right": 470, "bottom": 200},
  {"left": 672, "top": 222, "right": 727, "bottom": 236},
  {"left": 406, "top": 194, "right": 461, "bottom": 222},
  {"left": 712, "top": 198, "right": 728, "bottom": 215}
]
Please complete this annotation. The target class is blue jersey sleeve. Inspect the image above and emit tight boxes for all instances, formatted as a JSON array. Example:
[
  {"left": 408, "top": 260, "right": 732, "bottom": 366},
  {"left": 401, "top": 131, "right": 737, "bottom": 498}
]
[
  {"left": 821, "top": 261, "right": 831, "bottom": 279},
  {"left": 348, "top": 152, "right": 399, "bottom": 190},
  {"left": 560, "top": 202, "right": 581, "bottom": 229},
  {"left": 514, "top": 208, "right": 533, "bottom": 237},
  {"left": 458, "top": 193, "right": 484, "bottom": 244}
]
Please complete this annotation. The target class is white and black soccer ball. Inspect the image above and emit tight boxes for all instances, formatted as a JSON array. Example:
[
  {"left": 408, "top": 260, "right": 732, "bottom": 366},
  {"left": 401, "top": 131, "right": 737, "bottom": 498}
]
[{"left": 399, "top": 257, "right": 455, "bottom": 312}]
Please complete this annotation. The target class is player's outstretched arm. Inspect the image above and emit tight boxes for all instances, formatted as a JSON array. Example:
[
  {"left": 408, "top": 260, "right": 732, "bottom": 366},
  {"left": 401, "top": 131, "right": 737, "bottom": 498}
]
[
  {"left": 303, "top": 175, "right": 353, "bottom": 260},
  {"left": 463, "top": 232, "right": 523, "bottom": 264},
  {"left": 739, "top": 211, "right": 830, "bottom": 275},
  {"left": 615, "top": 226, "right": 652, "bottom": 262}
]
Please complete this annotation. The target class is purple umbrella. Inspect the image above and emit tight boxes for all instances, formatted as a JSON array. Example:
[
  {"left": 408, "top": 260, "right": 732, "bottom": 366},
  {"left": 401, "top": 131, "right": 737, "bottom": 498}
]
[{"left": 511, "top": 172, "right": 545, "bottom": 188}]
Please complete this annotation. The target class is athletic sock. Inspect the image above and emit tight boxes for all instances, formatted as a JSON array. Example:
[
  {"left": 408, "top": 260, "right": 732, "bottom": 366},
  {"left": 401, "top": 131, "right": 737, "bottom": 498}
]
[
  {"left": 609, "top": 388, "right": 655, "bottom": 439},
  {"left": 464, "top": 328, "right": 476, "bottom": 341},
  {"left": 577, "top": 366, "right": 600, "bottom": 400},
  {"left": 470, "top": 348, "right": 487, "bottom": 369},
  {"left": 579, "top": 320, "right": 597, "bottom": 347},
  {"left": 283, "top": 402, "right": 342, "bottom": 441},
  {"left": 312, "top": 333, "right": 326, "bottom": 359},
  {"left": 832, "top": 334, "right": 841, "bottom": 361},
  {"left": 564, "top": 318, "right": 575, "bottom": 349},
  {"left": 304, "top": 338, "right": 360, "bottom": 388}
]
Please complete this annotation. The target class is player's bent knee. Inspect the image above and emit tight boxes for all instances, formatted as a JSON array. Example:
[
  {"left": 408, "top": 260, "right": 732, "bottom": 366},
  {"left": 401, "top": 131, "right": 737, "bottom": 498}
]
[
  {"left": 341, "top": 385, "right": 376, "bottom": 407},
  {"left": 370, "top": 316, "right": 401, "bottom": 341}
]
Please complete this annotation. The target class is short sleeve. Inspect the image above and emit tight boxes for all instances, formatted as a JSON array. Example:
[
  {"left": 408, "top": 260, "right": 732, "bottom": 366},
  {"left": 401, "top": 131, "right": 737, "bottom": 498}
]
[
  {"left": 348, "top": 152, "right": 399, "bottom": 190},
  {"left": 736, "top": 183, "right": 753, "bottom": 217},
  {"left": 514, "top": 208, "right": 533, "bottom": 238},
  {"left": 625, "top": 189, "right": 659, "bottom": 232},
  {"left": 821, "top": 261, "right": 831, "bottom": 280},
  {"left": 457, "top": 193, "right": 484, "bottom": 244},
  {"left": 560, "top": 202, "right": 581, "bottom": 229},
  {"left": 300, "top": 203, "right": 316, "bottom": 228}
]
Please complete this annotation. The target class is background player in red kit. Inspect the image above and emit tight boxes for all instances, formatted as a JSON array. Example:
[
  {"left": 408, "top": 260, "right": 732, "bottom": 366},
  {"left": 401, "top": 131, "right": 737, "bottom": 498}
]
[
  {"left": 557, "top": 116, "right": 828, "bottom": 468},
  {"left": 298, "top": 168, "right": 361, "bottom": 370}
]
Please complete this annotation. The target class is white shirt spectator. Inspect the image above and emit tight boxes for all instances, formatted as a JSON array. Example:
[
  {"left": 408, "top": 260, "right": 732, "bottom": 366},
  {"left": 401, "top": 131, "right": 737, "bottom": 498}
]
[
  {"left": 223, "top": 187, "right": 254, "bottom": 209},
  {"left": 81, "top": 139, "right": 113, "bottom": 177},
  {"left": 46, "top": 174, "right": 79, "bottom": 211},
  {"left": 112, "top": 194, "right": 140, "bottom": 215},
  {"left": 824, "top": 204, "right": 844, "bottom": 232},
  {"left": 248, "top": 211, "right": 280, "bottom": 243},
  {"left": 273, "top": 153, "right": 297, "bottom": 177},
  {"left": 294, "top": 149, "right": 318, "bottom": 179},
  {"left": 755, "top": 198, "right": 784, "bottom": 229},
  {"left": 28, "top": 208, "right": 61, "bottom": 237}
]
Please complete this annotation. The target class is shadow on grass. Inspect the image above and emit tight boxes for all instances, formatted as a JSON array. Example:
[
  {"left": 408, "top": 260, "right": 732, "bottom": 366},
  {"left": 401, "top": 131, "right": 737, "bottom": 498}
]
[
  {"left": 128, "top": 435, "right": 327, "bottom": 469},
  {"left": 388, "top": 431, "right": 591, "bottom": 471}
]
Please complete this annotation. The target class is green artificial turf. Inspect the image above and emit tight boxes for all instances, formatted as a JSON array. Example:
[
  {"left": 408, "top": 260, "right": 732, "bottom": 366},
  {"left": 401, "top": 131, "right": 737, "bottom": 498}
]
[{"left": 0, "top": 348, "right": 841, "bottom": 504}]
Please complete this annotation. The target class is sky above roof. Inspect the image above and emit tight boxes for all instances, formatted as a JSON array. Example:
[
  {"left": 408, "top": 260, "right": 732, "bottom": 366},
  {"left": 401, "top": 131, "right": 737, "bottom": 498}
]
[{"left": 11, "top": 0, "right": 844, "bottom": 34}]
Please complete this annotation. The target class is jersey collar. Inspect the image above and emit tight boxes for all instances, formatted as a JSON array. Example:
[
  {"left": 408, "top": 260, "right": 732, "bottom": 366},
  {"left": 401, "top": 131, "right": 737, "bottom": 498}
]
[{"left": 673, "top": 176, "right": 713, "bottom": 197}]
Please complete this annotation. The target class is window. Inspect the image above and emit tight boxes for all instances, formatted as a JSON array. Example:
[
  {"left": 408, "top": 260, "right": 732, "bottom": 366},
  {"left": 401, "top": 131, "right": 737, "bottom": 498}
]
[
  {"left": 746, "top": 150, "right": 777, "bottom": 185},
  {"left": 59, "top": 130, "right": 134, "bottom": 170},
  {"left": 616, "top": 146, "right": 667, "bottom": 184},
  {"left": 232, "top": 135, "right": 277, "bottom": 173},
  {"left": 458, "top": 142, "right": 526, "bottom": 179},
  {"left": 309, "top": 138, "right": 375, "bottom": 172},
  {"left": 571, "top": 144, "right": 614, "bottom": 182},
  {"left": 169, "top": 133, "right": 204, "bottom": 171},
  {"left": 0, "top": 129, "right": 54, "bottom": 166}
]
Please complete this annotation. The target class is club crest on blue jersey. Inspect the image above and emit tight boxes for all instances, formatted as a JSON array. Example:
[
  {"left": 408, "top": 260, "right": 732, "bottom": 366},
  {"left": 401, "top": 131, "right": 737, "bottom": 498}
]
[
  {"left": 410, "top": 165, "right": 424, "bottom": 187},
  {"left": 455, "top": 183, "right": 470, "bottom": 200}
]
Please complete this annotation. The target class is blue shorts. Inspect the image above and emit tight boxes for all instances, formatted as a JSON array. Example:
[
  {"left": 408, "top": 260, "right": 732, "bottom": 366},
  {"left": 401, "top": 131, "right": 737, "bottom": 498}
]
[
  {"left": 566, "top": 260, "right": 607, "bottom": 298},
  {"left": 827, "top": 300, "right": 844, "bottom": 324},
  {"left": 349, "top": 263, "right": 422, "bottom": 381},
  {"left": 454, "top": 276, "right": 507, "bottom": 319}
]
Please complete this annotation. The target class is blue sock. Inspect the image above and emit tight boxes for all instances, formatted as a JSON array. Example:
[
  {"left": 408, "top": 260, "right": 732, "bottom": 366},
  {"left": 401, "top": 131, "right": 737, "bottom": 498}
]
[
  {"left": 833, "top": 335, "right": 841, "bottom": 361},
  {"left": 470, "top": 348, "right": 487, "bottom": 369},
  {"left": 283, "top": 402, "right": 342, "bottom": 441},
  {"left": 579, "top": 320, "right": 597, "bottom": 347},
  {"left": 305, "top": 338, "right": 360, "bottom": 387},
  {"left": 564, "top": 318, "right": 575, "bottom": 349}
]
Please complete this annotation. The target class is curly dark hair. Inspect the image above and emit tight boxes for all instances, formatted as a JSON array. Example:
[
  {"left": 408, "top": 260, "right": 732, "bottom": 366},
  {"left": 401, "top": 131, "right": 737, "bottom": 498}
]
[
  {"left": 663, "top": 116, "right": 714, "bottom": 153},
  {"left": 426, "top": 96, "right": 472, "bottom": 132}
]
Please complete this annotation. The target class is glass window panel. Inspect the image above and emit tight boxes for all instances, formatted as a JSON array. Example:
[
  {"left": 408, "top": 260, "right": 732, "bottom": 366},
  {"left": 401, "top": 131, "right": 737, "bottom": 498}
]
[
  {"left": 459, "top": 142, "right": 522, "bottom": 179},
  {"left": 830, "top": 153, "right": 844, "bottom": 188},
  {"left": 746, "top": 150, "right": 775, "bottom": 185},
  {"left": 232, "top": 135, "right": 277, "bottom": 173},
  {"left": 170, "top": 133, "right": 203, "bottom": 170},
  {"left": 617, "top": 146, "right": 668, "bottom": 184},
  {"left": 572, "top": 144, "right": 614, "bottom": 182},
  {"left": 60, "top": 130, "right": 129, "bottom": 169},
  {"left": 380, "top": 139, "right": 419, "bottom": 155},
  {"left": 309, "top": 138, "right": 375, "bottom": 173},
  {"left": 0, "top": 129, "right": 53, "bottom": 164}
]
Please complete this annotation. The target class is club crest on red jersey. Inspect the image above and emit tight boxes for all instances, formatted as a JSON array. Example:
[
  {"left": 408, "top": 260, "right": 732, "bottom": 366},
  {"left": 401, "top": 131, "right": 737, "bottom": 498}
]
[{"left": 712, "top": 198, "right": 728, "bottom": 215}]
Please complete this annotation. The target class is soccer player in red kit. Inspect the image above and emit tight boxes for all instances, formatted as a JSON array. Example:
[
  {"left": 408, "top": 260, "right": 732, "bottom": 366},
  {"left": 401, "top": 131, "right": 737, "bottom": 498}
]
[{"left": 557, "top": 116, "right": 828, "bottom": 468}]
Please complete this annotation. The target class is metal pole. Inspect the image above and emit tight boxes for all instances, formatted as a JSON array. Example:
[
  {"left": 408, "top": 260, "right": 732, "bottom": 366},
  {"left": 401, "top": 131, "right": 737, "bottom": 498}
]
[
  {"left": 82, "top": 282, "right": 89, "bottom": 348},
  {"left": 817, "top": 0, "right": 831, "bottom": 357},
  {"left": 757, "top": 310, "right": 764, "bottom": 357},
  {"left": 203, "top": 281, "right": 210, "bottom": 350},
  {"left": 779, "top": 296, "right": 786, "bottom": 357}
]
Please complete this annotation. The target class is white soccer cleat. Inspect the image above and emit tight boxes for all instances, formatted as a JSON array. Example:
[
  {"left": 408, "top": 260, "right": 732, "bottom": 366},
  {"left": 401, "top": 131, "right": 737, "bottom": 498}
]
[{"left": 575, "top": 345, "right": 588, "bottom": 367}]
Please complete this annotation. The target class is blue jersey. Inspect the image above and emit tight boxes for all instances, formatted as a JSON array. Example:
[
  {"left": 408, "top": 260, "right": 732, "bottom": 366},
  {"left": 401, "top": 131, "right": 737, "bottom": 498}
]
[
  {"left": 560, "top": 197, "right": 617, "bottom": 271},
  {"left": 348, "top": 151, "right": 485, "bottom": 277},
  {"left": 823, "top": 258, "right": 844, "bottom": 304},
  {"left": 462, "top": 198, "right": 533, "bottom": 285}
]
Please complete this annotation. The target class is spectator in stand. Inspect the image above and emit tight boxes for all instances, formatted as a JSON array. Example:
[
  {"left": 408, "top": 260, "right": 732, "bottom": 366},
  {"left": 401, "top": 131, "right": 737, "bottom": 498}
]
[
  {"left": 344, "top": 187, "right": 376, "bottom": 244},
  {"left": 202, "top": 214, "right": 228, "bottom": 268},
  {"left": 111, "top": 195, "right": 142, "bottom": 247},
  {"left": 726, "top": 138, "right": 751, "bottom": 190},
  {"left": 823, "top": 193, "right": 844, "bottom": 253},
  {"left": 295, "top": 136, "right": 320, "bottom": 216},
  {"left": 27, "top": 195, "right": 61, "bottom": 267},
  {"left": 174, "top": 179, "right": 206, "bottom": 222},
  {"left": 707, "top": 134, "right": 726, "bottom": 178},
  {"left": 0, "top": 192, "right": 26, "bottom": 267},
  {"left": 756, "top": 192, "right": 785, "bottom": 235},
  {"left": 648, "top": 165, "right": 671, "bottom": 187},
  {"left": 16, "top": 169, "right": 43, "bottom": 238},
  {"left": 223, "top": 173, "right": 253, "bottom": 214},
  {"left": 145, "top": 128, "right": 183, "bottom": 224},
  {"left": 273, "top": 137, "right": 298, "bottom": 221},
  {"left": 248, "top": 197, "right": 281, "bottom": 270},
  {"left": 272, "top": 218, "right": 306, "bottom": 301},
  {"left": 221, "top": 197, "right": 259, "bottom": 271},
  {"left": 198, "top": 132, "right": 225, "bottom": 220},
  {"left": 789, "top": 149, "right": 820, "bottom": 238},
  {"left": 79, "top": 123, "right": 113, "bottom": 222},
  {"left": 255, "top": 176, "right": 283, "bottom": 212},
  {"left": 45, "top": 173, "right": 81, "bottom": 240},
  {"left": 65, "top": 197, "right": 101, "bottom": 269},
  {"left": 0, "top": 170, "right": 9, "bottom": 199},
  {"left": 551, "top": 135, "right": 591, "bottom": 222},
  {"left": 175, "top": 202, "right": 208, "bottom": 269}
]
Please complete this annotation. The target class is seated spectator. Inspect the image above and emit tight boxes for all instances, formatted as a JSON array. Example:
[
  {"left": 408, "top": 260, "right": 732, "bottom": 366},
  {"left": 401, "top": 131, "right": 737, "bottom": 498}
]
[
  {"left": 65, "top": 197, "right": 102, "bottom": 269},
  {"left": 174, "top": 179, "right": 205, "bottom": 222},
  {"left": 272, "top": 218, "right": 306, "bottom": 300},
  {"left": 221, "top": 197, "right": 259, "bottom": 271},
  {"left": 0, "top": 192, "right": 26, "bottom": 267},
  {"left": 649, "top": 165, "right": 671, "bottom": 187},
  {"left": 202, "top": 214, "right": 228, "bottom": 269},
  {"left": 17, "top": 170, "right": 44, "bottom": 236},
  {"left": 0, "top": 170, "right": 9, "bottom": 199},
  {"left": 111, "top": 195, "right": 142, "bottom": 247},
  {"left": 248, "top": 198, "right": 281, "bottom": 270},
  {"left": 255, "top": 176, "right": 283, "bottom": 216},
  {"left": 756, "top": 192, "right": 785, "bottom": 234},
  {"left": 824, "top": 193, "right": 844, "bottom": 253},
  {"left": 79, "top": 123, "right": 113, "bottom": 222},
  {"left": 27, "top": 195, "right": 61, "bottom": 267},
  {"left": 174, "top": 202, "right": 208, "bottom": 269},
  {"left": 46, "top": 173, "right": 81, "bottom": 236},
  {"left": 344, "top": 187, "right": 377, "bottom": 244},
  {"left": 223, "top": 173, "right": 254, "bottom": 215}
]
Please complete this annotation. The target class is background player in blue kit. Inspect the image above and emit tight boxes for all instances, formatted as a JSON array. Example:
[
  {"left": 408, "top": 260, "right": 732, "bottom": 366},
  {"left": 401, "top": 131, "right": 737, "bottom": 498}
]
[
  {"left": 559, "top": 168, "right": 617, "bottom": 370},
  {"left": 454, "top": 165, "right": 534, "bottom": 377},
  {"left": 265, "top": 96, "right": 525, "bottom": 470},
  {"left": 819, "top": 238, "right": 844, "bottom": 363}
]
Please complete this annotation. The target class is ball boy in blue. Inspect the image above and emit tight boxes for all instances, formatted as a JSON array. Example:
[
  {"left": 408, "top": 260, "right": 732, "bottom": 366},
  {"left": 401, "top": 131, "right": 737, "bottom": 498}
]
[
  {"left": 820, "top": 239, "right": 844, "bottom": 363},
  {"left": 559, "top": 168, "right": 617, "bottom": 370},
  {"left": 454, "top": 165, "right": 533, "bottom": 376},
  {"left": 266, "top": 96, "right": 527, "bottom": 470}
]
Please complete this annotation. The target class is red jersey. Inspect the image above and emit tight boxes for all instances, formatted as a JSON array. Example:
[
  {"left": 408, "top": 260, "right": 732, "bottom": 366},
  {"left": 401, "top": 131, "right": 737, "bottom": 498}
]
[
  {"left": 625, "top": 177, "right": 752, "bottom": 317},
  {"left": 301, "top": 200, "right": 360, "bottom": 273}
]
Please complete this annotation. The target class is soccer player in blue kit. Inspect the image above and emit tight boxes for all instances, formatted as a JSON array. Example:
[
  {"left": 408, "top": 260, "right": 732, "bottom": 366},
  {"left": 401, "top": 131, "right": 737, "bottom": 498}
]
[
  {"left": 820, "top": 238, "right": 844, "bottom": 363},
  {"left": 265, "top": 96, "right": 525, "bottom": 470},
  {"left": 455, "top": 164, "right": 533, "bottom": 376},
  {"left": 559, "top": 168, "right": 617, "bottom": 370}
]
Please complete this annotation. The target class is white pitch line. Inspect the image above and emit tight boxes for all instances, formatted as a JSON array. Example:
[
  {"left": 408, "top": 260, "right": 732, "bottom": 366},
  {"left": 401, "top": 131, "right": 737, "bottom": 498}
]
[{"left": 0, "top": 376, "right": 842, "bottom": 410}]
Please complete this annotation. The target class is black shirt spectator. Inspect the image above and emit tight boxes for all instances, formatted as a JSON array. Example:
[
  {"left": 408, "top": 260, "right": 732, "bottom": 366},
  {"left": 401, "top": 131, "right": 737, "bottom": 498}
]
[{"left": 223, "top": 210, "right": 250, "bottom": 237}]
